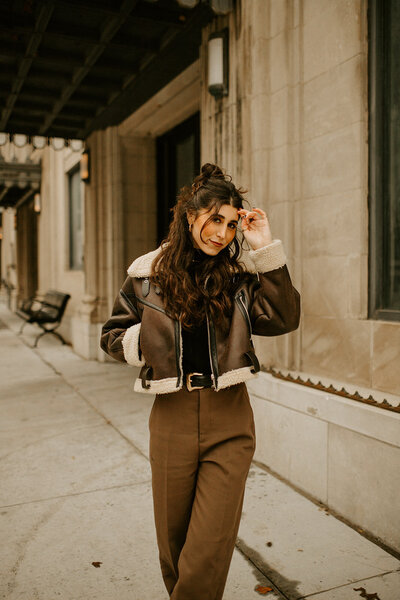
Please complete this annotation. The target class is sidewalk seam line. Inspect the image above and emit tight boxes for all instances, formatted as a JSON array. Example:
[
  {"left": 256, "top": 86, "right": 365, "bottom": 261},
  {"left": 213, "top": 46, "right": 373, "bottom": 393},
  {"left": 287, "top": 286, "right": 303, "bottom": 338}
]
[
  {"left": 296, "top": 568, "right": 400, "bottom": 599},
  {"left": 19, "top": 336, "right": 151, "bottom": 463},
  {"left": 0, "top": 478, "right": 153, "bottom": 509}
]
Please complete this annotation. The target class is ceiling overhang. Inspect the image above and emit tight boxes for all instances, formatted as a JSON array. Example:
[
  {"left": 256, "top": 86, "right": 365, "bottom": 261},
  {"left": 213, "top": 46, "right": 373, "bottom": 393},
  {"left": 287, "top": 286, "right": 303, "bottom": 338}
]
[{"left": 0, "top": 0, "right": 232, "bottom": 141}]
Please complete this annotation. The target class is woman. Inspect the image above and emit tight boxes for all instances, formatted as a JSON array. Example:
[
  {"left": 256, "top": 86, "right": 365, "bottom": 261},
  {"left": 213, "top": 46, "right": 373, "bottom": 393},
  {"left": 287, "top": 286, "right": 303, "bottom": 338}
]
[{"left": 100, "top": 163, "right": 300, "bottom": 600}]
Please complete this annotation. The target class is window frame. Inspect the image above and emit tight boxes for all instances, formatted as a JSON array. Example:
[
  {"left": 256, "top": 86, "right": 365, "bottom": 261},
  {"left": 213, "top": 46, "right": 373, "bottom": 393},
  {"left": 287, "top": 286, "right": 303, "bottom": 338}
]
[{"left": 368, "top": 0, "right": 400, "bottom": 321}]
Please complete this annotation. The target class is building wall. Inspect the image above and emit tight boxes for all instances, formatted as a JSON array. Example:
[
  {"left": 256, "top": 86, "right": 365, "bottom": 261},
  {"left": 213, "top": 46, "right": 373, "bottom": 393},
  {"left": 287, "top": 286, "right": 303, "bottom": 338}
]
[
  {"left": 120, "top": 135, "right": 157, "bottom": 274},
  {"left": 200, "top": 1, "right": 400, "bottom": 394},
  {"left": 199, "top": 0, "right": 399, "bottom": 551},
  {"left": 38, "top": 146, "right": 85, "bottom": 346},
  {"left": 199, "top": 0, "right": 392, "bottom": 392}
]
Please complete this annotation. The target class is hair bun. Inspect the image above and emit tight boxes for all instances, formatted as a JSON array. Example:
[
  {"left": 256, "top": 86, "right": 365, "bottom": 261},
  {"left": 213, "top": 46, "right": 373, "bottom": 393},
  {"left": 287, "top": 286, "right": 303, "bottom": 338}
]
[
  {"left": 191, "top": 163, "right": 229, "bottom": 195},
  {"left": 201, "top": 163, "right": 224, "bottom": 179}
]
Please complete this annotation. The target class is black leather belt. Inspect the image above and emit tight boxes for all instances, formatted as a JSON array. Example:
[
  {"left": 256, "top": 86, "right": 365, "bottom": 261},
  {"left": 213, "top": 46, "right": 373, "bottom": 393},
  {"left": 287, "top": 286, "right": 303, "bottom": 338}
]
[{"left": 185, "top": 372, "right": 213, "bottom": 391}]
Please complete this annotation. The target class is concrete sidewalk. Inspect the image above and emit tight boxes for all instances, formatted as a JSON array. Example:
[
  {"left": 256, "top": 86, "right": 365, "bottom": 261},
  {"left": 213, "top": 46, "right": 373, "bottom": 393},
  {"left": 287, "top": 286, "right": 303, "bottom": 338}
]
[{"left": 0, "top": 303, "right": 399, "bottom": 600}]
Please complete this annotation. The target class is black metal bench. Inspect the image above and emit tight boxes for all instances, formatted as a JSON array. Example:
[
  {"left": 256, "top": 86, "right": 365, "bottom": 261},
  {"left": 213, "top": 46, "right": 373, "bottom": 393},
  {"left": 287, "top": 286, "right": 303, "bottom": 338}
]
[{"left": 16, "top": 290, "right": 71, "bottom": 347}]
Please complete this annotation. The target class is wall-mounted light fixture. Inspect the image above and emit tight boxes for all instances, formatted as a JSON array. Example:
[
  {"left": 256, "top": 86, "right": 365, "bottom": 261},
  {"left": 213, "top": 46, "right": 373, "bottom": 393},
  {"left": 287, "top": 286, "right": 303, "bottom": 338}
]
[
  {"left": 207, "top": 28, "right": 229, "bottom": 98},
  {"left": 80, "top": 149, "right": 90, "bottom": 183},
  {"left": 33, "top": 193, "right": 41, "bottom": 214}
]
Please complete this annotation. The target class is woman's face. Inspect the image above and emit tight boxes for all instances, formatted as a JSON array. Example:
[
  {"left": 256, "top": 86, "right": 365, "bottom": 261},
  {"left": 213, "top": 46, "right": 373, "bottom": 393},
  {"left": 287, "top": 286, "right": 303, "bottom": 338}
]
[{"left": 188, "top": 203, "right": 239, "bottom": 256}]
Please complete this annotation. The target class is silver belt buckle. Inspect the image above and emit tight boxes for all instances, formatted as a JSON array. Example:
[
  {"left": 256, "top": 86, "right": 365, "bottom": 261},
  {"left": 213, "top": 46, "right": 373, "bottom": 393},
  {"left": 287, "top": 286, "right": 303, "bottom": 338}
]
[{"left": 186, "top": 372, "right": 204, "bottom": 392}]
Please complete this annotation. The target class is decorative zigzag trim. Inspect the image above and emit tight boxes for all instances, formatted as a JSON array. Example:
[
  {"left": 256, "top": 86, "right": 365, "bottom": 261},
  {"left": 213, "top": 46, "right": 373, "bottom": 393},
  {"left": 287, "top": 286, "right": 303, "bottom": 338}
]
[
  {"left": 127, "top": 240, "right": 286, "bottom": 278},
  {"left": 122, "top": 323, "right": 145, "bottom": 367}
]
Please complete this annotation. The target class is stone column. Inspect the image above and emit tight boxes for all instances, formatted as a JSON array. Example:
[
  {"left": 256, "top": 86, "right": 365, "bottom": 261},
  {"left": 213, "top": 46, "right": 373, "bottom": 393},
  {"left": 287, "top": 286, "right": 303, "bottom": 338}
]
[
  {"left": 77, "top": 127, "right": 157, "bottom": 360},
  {"left": 77, "top": 126, "right": 124, "bottom": 360}
]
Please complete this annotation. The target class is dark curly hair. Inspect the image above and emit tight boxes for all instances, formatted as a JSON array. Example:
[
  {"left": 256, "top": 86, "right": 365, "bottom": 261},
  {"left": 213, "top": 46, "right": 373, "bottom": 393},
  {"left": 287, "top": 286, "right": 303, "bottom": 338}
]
[{"left": 151, "top": 163, "right": 249, "bottom": 329}]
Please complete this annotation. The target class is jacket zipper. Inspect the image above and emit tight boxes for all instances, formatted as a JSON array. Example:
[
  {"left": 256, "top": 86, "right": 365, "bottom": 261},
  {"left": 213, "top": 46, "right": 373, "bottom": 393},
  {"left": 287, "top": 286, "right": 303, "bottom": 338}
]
[
  {"left": 235, "top": 289, "right": 252, "bottom": 336},
  {"left": 206, "top": 309, "right": 219, "bottom": 390}
]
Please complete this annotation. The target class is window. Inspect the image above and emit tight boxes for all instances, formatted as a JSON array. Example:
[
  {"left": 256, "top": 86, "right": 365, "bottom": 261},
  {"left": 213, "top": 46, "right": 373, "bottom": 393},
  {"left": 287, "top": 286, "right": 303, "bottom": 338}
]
[
  {"left": 369, "top": 0, "right": 400, "bottom": 321},
  {"left": 68, "top": 165, "right": 83, "bottom": 270}
]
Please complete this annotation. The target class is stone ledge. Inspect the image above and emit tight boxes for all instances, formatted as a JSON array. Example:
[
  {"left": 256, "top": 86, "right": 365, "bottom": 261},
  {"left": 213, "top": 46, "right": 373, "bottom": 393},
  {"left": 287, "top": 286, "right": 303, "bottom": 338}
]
[{"left": 247, "top": 371, "right": 400, "bottom": 448}]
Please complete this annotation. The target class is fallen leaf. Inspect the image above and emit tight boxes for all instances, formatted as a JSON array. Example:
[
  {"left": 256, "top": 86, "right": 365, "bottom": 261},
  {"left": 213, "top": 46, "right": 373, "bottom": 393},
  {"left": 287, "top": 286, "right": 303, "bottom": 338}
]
[
  {"left": 91, "top": 561, "right": 102, "bottom": 568},
  {"left": 255, "top": 584, "right": 273, "bottom": 595}
]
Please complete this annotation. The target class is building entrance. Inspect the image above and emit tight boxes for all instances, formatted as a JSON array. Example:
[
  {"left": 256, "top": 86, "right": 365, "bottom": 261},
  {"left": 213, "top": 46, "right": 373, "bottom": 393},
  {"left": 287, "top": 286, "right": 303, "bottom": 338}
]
[{"left": 156, "top": 112, "right": 200, "bottom": 244}]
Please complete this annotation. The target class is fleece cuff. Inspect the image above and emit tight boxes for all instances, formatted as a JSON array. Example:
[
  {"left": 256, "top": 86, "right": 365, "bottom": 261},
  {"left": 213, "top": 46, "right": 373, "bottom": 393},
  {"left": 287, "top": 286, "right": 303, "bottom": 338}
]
[
  {"left": 248, "top": 239, "right": 286, "bottom": 273},
  {"left": 122, "top": 322, "right": 145, "bottom": 367}
]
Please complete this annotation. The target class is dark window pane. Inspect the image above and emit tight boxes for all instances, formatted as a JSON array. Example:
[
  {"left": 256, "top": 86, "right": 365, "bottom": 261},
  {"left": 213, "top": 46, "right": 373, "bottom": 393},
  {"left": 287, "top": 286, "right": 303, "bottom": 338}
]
[
  {"left": 384, "top": 0, "right": 400, "bottom": 309},
  {"left": 369, "top": 0, "right": 400, "bottom": 320},
  {"left": 176, "top": 132, "right": 196, "bottom": 194},
  {"left": 68, "top": 167, "right": 83, "bottom": 270}
]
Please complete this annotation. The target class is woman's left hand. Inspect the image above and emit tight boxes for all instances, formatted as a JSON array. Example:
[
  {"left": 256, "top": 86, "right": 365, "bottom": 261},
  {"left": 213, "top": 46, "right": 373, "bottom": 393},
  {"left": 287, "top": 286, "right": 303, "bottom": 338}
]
[{"left": 237, "top": 208, "right": 273, "bottom": 250}]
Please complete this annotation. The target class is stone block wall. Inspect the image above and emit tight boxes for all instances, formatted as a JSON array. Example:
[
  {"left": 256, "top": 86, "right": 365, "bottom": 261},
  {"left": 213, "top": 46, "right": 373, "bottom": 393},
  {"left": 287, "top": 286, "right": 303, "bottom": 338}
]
[
  {"left": 79, "top": 127, "right": 157, "bottom": 359},
  {"left": 200, "top": 0, "right": 399, "bottom": 397},
  {"left": 120, "top": 135, "right": 157, "bottom": 272}
]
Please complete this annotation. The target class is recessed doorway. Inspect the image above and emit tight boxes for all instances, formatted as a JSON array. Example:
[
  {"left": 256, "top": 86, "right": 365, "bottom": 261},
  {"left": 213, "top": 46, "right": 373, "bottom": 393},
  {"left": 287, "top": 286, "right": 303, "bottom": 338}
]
[{"left": 156, "top": 112, "right": 200, "bottom": 244}]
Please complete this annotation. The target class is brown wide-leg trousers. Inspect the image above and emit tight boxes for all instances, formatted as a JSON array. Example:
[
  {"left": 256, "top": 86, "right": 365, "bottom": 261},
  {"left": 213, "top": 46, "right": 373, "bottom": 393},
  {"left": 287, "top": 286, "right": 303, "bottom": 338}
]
[{"left": 148, "top": 381, "right": 256, "bottom": 600}]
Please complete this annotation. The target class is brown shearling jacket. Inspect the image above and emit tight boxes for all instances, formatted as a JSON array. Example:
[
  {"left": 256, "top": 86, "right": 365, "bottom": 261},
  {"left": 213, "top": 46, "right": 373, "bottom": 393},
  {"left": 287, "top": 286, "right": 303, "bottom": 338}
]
[{"left": 100, "top": 239, "right": 300, "bottom": 394}]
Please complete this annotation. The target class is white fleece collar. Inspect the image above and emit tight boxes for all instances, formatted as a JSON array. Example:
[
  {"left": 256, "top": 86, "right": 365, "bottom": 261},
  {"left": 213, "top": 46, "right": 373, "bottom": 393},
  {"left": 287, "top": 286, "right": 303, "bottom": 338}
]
[
  {"left": 127, "top": 246, "right": 165, "bottom": 278},
  {"left": 127, "top": 244, "right": 259, "bottom": 277}
]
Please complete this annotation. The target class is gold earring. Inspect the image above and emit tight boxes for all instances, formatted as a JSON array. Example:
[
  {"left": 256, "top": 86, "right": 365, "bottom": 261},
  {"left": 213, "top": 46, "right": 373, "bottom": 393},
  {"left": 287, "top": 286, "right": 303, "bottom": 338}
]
[{"left": 189, "top": 223, "right": 192, "bottom": 232}]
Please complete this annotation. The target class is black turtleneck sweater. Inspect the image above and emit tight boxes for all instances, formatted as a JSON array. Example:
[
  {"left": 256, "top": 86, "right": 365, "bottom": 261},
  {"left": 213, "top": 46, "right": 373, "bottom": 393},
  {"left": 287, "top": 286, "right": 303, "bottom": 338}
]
[{"left": 181, "top": 248, "right": 212, "bottom": 375}]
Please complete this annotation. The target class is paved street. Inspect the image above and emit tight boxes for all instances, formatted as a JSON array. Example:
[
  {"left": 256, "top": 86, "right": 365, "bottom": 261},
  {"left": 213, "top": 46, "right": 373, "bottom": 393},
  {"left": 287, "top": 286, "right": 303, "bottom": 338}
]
[{"left": 1, "top": 303, "right": 399, "bottom": 600}]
